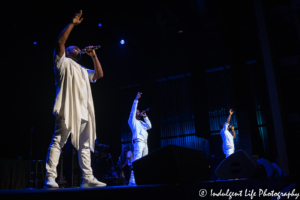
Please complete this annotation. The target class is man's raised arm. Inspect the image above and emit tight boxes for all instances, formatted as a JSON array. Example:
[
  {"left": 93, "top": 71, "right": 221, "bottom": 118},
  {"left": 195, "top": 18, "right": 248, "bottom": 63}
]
[
  {"left": 128, "top": 92, "right": 142, "bottom": 126},
  {"left": 226, "top": 109, "right": 233, "bottom": 124},
  {"left": 82, "top": 46, "right": 104, "bottom": 80},
  {"left": 55, "top": 10, "right": 83, "bottom": 58}
]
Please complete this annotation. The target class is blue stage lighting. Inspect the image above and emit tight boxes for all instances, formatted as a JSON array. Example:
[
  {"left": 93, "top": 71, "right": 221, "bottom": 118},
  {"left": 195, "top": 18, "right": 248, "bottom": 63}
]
[
  {"left": 33, "top": 42, "right": 37, "bottom": 45},
  {"left": 120, "top": 40, "right": 125, "bottom": 44},
  {"left": 98, "top": 23, "right": 102, "bottom": 27}
]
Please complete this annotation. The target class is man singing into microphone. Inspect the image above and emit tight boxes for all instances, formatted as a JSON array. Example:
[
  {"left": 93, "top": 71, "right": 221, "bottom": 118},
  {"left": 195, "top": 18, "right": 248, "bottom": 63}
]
[
  {"left": 44, "top": 10, "right": 106, "bottom": 188},
  {"left": 220, "top": 109, "right": 236, "bottom": 158},
  {"left": 128, "top": 92, "right": 152, "bottom": 162}
]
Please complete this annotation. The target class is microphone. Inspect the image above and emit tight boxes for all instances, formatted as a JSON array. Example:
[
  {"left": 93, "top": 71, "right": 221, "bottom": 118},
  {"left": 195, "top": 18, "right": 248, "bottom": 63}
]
[
  {"left": 140, "top": 108, "right": 150, "bottom": 115},
  {"left": 81, "top": 45, "right": 101, "bottom": 54}
]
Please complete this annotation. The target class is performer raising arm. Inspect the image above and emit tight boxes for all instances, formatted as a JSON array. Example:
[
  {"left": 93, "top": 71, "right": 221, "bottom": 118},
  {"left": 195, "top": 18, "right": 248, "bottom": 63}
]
[
  {"left": 220, "top": 109, "right": 236, "bottom": 158},
  {"left": 44, "top": 10, "right": 105, "bottom": 188},
  {"left": 128, "top": 92, "right": 152, "bottom": 162}
]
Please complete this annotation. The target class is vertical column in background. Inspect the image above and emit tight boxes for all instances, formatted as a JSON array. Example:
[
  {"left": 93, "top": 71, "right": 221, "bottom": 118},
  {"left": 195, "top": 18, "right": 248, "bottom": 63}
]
[{"left": 253, "top": 0, "right": 289, "bottom": 173}]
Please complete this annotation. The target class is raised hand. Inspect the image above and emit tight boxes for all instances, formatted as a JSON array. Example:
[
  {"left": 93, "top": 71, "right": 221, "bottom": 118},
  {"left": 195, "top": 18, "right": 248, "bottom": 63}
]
[
  {"left": 83, "top": 46, "right": 96, "bottom": 57},
  {"left": 135, "top": 92, "right": 142, "bottom": 100},
  {"left": 227, "top": 109, "right": 233, "bottom": 124},
  {"left": 72, "top": 10, "right": 83, "bottom": 25}
]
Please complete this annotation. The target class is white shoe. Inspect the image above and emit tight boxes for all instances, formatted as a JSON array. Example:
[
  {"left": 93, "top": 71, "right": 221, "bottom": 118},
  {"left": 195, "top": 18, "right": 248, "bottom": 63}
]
[
  {"left": 44, "top": 177, "right": 59, "bottom": 188},
  {"left": 128, "top": 170, "right": 137, "bottom": 186},
  {"left": 80, "top": 177, "right": 107, "bottom": 188}
]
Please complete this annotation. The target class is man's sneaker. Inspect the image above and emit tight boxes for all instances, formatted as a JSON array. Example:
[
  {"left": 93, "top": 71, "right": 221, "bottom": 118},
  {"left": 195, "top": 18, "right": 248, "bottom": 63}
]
[
  {"left": 44, "top": 177, "right": 59, "bottom": 188},
  {"left": 80, "top": 177, "right": 106, "bottom": 188}
]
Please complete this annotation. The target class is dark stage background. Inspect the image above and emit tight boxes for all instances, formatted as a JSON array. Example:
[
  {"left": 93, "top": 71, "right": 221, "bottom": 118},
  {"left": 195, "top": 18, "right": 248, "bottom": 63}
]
[{"left": 1, "top": 0, "right": 300, "bottom": 179}]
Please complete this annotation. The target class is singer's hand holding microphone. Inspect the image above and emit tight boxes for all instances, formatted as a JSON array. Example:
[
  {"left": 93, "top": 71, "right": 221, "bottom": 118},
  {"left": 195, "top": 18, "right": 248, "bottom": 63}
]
[
  {"left": 81, "top": 45, "right": 101, "bottom": 57},
  {"left": 140, "top": 108, "right": 150, "bottom": 118}
]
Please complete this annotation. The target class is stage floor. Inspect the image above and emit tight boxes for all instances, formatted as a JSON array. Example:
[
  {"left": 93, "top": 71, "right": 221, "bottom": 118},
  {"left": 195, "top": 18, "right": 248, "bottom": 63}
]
[{"left": 1, "top": 176, "right": 297, "bottom": 200}]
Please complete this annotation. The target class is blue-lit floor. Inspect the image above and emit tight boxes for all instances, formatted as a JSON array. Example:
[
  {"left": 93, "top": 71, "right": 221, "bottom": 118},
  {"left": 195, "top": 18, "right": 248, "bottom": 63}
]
[{"left": 0, "top": 177, "right": 294, "bottom": 200}]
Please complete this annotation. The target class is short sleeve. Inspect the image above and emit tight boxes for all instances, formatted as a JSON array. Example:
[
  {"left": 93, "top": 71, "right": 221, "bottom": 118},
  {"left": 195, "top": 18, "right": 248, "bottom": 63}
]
[
  {"left": 223, "top": 123, "right": 229, "bottom": 130},
  {"left": 81, "top": 66, "right": 97, "bottom": 83},
  {"left": 87, "top": 69, "right": 97, "bottom": 83},
  {"left": 220, "top": 123, "right": 229, "bottom": 136},
  {"left": 54, "top": 52, "right": 67, "bottom": 71}
]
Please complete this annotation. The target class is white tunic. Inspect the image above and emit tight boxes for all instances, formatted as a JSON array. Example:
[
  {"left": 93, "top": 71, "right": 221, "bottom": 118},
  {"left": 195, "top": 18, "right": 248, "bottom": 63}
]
[
  {"left": 53, "top": 52, "right": 97, "bottom": 152},
  {"left": 220, "top": 122, "right": 234, "bottom": 150}
]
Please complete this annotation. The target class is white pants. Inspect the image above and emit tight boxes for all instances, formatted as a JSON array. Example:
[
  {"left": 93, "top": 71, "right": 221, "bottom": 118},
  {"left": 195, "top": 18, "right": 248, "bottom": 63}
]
[
  {"left": 223, "top": 148, "right": 234, "bottom": 158},
  {"left": 45, "top": 116, "right": 93, "bottom": 179},
  {"left": 132, "top": 139, "right": 148, "bottom": 162}
]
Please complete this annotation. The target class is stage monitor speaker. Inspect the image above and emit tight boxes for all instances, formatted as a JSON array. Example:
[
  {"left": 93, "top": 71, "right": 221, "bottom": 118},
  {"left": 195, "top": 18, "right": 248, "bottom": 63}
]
[
  {"left": 215, "top": 150, "right": 266, "bottom": 179},
  {"left": 257, "top": 158, "right": 278, "bottom": 177},
  {"left": 132, "top": 144, "right": 209, "bottom": 185},
  {"left": 271, "top": 162, "right": 284, "bottom": 176}
]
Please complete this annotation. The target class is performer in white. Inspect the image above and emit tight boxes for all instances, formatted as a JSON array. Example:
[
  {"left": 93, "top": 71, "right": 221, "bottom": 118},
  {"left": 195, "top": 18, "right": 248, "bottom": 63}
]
[
  {"left": 44, "top": 10, "right": 106, "bottom": 188},
  {"left": 220, "top": 109, "right": 236, "bottom": 158},
  {"left": 128, "top": 92, "right": 152, "bottom": 162}
]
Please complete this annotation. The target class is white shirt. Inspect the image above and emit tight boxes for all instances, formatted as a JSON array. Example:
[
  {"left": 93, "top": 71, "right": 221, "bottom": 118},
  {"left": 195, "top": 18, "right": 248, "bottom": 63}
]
[
  {"left": 53, "top": 52, "right": 97, "bottom": 151},
  {"left": 54, "top": 53, "right": 96, "bottom": 121},
  {"left": 220, "top": 122, "right": 234, "bottom": 150},
  {"left": 127, "top": 150, "right": 133, "bottom": 166},
  {"left": 128, "top": 100, "right": 152, "bottom": 142}
]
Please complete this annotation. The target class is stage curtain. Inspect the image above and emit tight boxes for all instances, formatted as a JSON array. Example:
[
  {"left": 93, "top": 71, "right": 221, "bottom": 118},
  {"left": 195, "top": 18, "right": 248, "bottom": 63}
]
[{"left": 0, "top": 159, "right": 29, "bottom": 189}]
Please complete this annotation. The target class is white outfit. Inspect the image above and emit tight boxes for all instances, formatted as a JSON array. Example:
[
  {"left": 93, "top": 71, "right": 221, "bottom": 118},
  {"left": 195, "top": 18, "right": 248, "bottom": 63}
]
[
  {"left": 53, "top": 52, "right": 97, "bottom": 151},
  {"left": 220, "top": 122, "right": 235, "bottom": 158},
  {"left": 46, "top": 52, "right": 97, "bottom": 179},
  {"left": 46, "top": 116, "right": 93, "bottom": 179},
  {"left": 127, "top": 150, "right": 134, "bottom": 166},
  {"left": 128, "top": 100, "right": 152, "bottom": 161}
]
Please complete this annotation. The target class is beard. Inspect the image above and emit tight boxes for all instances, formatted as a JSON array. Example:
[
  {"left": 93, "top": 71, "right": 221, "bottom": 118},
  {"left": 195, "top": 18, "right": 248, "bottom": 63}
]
[
  {"left": 75, "top": 53, "right": 81, "bottom": 61},
  {"left": 69, "top": 52, "right": 81, "bottom": 61}
]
